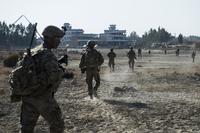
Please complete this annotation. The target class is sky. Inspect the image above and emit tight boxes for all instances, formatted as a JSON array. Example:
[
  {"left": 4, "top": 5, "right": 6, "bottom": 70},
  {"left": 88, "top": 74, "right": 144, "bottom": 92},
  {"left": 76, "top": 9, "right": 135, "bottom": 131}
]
[{"left": 1, "top": 0, "right": 200, "bottom": 37}]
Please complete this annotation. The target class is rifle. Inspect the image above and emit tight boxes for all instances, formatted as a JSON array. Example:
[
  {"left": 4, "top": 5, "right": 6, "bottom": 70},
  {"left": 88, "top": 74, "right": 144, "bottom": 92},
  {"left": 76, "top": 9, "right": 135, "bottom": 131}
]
[
  {"left": 27, "top": 23, "right": 37, "bottom": 56},
  {"left": 58, "top": 54, "right": 74, "bottom": 79},
  {"left": 58, "top": 54, "right": 68, "bottom": 66}
]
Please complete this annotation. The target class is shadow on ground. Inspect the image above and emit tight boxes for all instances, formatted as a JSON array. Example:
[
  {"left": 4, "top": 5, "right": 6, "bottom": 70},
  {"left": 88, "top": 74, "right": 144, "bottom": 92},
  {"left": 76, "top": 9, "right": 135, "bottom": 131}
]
[{"left": 103, "top": 99, "right": 149, "bottom": 109}]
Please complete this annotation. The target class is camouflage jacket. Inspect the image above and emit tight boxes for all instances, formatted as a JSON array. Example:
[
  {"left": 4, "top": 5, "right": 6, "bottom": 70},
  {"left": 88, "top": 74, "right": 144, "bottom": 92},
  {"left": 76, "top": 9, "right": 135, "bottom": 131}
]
[
  {"left": 107, "top": 51, "right": 116, "bottom": 60},
  {"left": 127, "top": 50, "right": 136, "bottom": 60},
  {"left": 79, "top": 49, "right": 104, "bottom": 69},
  {"left": 31, "top": 47, "right": 63, "bottom": 96}
]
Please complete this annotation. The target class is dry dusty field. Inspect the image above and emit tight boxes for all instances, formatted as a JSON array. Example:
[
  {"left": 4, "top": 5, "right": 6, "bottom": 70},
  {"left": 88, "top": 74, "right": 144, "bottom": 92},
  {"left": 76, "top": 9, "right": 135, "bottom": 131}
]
[{"left": 0, "top": 49, "right": 200, "bottom": 133}]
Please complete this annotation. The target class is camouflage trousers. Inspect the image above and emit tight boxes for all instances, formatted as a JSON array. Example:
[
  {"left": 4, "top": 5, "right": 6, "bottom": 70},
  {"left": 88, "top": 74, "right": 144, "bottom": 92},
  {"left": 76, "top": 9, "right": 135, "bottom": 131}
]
[
  {"left": 86, "top": 68, "right": 100, "bottom": 97},
  {"left": 128, "top": 59, "right": 135, "bottom": 71},
  {"left": 108, "top": 59, "right": 115, "bottom": 71},
  {"left": 20, "top": 95, "right": 64, "bottom": 133}
]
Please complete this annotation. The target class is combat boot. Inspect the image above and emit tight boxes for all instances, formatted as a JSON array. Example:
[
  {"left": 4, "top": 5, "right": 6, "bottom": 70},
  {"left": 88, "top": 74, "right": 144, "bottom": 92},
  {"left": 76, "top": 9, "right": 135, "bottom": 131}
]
[
  {"left": 94, "top": 91, "right": 99, "bottom": 99},
  {"left": 89, "top": 95, "right": 93, "bottom": 99}
]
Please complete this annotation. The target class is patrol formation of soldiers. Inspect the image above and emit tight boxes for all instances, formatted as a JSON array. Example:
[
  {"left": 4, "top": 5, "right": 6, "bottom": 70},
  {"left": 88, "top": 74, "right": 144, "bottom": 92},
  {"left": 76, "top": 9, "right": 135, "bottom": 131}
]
[{"left": 9, "top": 25, "right": 198, "bottom": 132}]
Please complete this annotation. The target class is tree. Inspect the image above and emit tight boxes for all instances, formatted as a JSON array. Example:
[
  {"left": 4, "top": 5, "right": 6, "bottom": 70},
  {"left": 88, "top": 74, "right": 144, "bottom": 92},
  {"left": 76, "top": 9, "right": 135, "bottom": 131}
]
[
  {"left": 128, "top": 31, "right": 143, "bottom": 47},
  {"left": 0, "top": 21, "right": 37, "bottom": 49},
  {"left": 178, "top": 34, "right": 183, "bottom": 44},
  {"left": 129, "top": 31, "right": 139, "bottom": 39},
  {"left": 141, "top": 27, "right": 174, "bottom": 47},
  {"left": 158, "top": 27, "right": 172, "bottom": 42}
]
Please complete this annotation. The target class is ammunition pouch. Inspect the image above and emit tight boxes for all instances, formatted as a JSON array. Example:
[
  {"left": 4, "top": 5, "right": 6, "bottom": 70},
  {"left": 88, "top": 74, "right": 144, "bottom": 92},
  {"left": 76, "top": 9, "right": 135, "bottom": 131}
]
[{"left": 10, "top": 93, "right": 21, "bottom": 103}]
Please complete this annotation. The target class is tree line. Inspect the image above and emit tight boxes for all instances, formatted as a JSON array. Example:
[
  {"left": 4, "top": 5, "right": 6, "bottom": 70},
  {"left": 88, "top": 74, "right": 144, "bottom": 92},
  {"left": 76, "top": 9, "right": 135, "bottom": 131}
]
[
  {"left": 128, "top": 27, "right": 188, "bottom": 48},
  {"left": 0, "top": 21, "right": 199, "bottom": 49},
  {"left": 0, "top": 21, "right": 37, "bottom": 49}
]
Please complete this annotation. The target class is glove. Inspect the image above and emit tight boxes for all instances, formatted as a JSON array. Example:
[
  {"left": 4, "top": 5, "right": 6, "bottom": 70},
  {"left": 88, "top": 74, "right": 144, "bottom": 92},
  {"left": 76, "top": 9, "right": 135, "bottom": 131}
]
[
  {"left": 81, "top": 68, "right": 86, "bottom": 74},
  {"left": 59, "top": 65, "right": 65, "bottom": 72}
]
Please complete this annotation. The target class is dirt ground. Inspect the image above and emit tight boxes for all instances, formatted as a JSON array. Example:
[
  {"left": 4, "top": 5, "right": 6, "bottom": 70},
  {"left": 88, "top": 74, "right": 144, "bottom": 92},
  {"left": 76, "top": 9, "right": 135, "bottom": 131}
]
[{"left": 1, "top": 49, "right": 200, "bottom": 133}]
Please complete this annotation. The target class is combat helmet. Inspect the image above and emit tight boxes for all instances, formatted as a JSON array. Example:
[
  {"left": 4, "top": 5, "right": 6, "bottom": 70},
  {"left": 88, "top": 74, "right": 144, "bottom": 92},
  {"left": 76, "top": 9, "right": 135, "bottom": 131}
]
[
  {"left": 42, "top": 25, "right": 64, "bottom": 38},
  {"left": 87, "top": 40, "right": 97, "bottom": 48}
]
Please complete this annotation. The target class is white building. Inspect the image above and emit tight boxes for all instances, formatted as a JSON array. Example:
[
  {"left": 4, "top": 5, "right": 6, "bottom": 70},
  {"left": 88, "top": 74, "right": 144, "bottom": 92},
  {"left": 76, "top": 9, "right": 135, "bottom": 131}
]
[
  {"left": 99, "top": 25, "right": 130, "bottom": 48},
  {"left": 61, "top": 23, "right": 98, "bottom": 48},
  {"left": 61, "top": 23, "right": 131, "bottom": 48}
]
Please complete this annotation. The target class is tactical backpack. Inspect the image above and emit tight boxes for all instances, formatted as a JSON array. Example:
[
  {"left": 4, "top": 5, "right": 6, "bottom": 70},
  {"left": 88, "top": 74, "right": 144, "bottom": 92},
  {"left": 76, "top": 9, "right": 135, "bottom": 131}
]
[
  {"left": 8, "top": 23, "right": 41, "bottom": 102},
  {"left": 9, "top": 53, "right": 40, "bottom": 96},
  {"left": 84, "top": 49, "right": 104, "bottom": 68}
]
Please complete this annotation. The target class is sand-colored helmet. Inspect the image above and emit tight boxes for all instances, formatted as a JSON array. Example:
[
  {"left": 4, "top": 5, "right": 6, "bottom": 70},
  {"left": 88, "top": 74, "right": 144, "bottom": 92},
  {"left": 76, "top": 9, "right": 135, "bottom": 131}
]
[
  {"left": 42, "top": 25, "right": 64, "bottom": 38},
  {"left": 87, "top": 40, "right": 97, "bottom": 48}
]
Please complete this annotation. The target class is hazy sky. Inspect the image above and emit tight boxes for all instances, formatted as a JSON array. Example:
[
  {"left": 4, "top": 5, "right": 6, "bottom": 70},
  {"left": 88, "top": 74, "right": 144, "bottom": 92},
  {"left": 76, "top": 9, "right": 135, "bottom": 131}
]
[{"left": 1, "top": 0, "right": 199, "bottom": 36}]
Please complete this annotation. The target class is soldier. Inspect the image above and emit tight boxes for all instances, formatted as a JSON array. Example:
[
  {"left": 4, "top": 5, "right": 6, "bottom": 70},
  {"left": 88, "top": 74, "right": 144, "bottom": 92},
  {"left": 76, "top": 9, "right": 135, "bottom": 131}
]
[
  {"left": 107, "top": 48, "right": 116, "bottom": 72},
  {"left": 138, "top": 48, "right": 142, "bottom": 57},
  {"left": 148, "top": 50, "right": 151, "bottom": 55},
  {"left": 79, "top": 41, "right": 104, "bottom": 99},
  {"left": 176, "top": 48, "right": 180, "bottom": 56},
  {"left": 164, "top": 49, "right": 167, "bottom": 55},
  {"left": 192, "top": 50, "right": 196, "bottom": 63},
  {"left": 20, "top": 26, "right": 65, "bottom": 133},
  {"left": 127, "top": 47, "right": 137, "bottom": 71}
]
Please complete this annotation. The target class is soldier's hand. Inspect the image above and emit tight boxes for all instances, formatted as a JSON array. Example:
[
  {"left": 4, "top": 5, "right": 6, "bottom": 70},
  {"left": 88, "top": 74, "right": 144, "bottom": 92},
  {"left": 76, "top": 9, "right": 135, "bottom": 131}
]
[
  {"left": 59, "top": 65, "right": 65, "bottom": 72},
  {"left": 81, "top": 68, "right": 86, "bottom": 74}
]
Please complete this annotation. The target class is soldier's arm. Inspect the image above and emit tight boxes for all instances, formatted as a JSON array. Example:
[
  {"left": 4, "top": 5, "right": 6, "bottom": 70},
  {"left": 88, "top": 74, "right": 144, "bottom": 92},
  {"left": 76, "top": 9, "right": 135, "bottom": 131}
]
[
  {"left": 44, "top": 53, "right": 63, "bottom": 92},
  {"left": 98, "top": 52, "right": 104, "bottom": 66},
  {"left": 79, "top": 54, "right": 86, "bottom": 69},
  {"left": 79, "top": 54, "right": 86, "bottom": 73},
  {"left": 127, "top": 52, "right": 129, "bottom": 57}
]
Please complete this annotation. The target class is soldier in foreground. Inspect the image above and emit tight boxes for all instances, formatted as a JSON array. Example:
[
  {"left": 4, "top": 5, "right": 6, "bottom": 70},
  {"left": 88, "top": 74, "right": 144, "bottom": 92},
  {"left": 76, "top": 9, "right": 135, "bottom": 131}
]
[
  {"left": 127, "top": 47, "right": 137, "bottom": 71},
  {"left": 107, "top": 48, "right": 116, "bottom": 72},
  {"left": 11, "top": 26, "right": 65, "bottom": 133},
  {"left": 79, "top": 41, "right": 104, "bottom": 99}
]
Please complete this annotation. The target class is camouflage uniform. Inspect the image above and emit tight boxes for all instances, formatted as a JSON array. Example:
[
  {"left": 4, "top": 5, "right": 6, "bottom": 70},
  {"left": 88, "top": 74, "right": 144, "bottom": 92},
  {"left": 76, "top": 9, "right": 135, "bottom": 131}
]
[
  {"left": 164, "top": 49, "right": 167, "bottom": 55},
  {"left": 107, "top": 49, "right": 116, "bottom": 71},
  {"left": 127, "top": 48, "right": 136, "bottom": 71},
  {"left": 192, "top": 51, "right": 196, "bottom": 62},
  {"left": 20, "top": 26, "right": 65, "bottom": 133},
  {"left": 79, "top": 41, "right": 104, "bottom": 99},
  {"left": 138, "top": 48, "right": 142, "bottom": 57},
  {"left": 148, "top": 50, "right": 151, "bottom": 55},
  {"left": 176, "top": 49, "right": 180, "bottom": 56}
]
